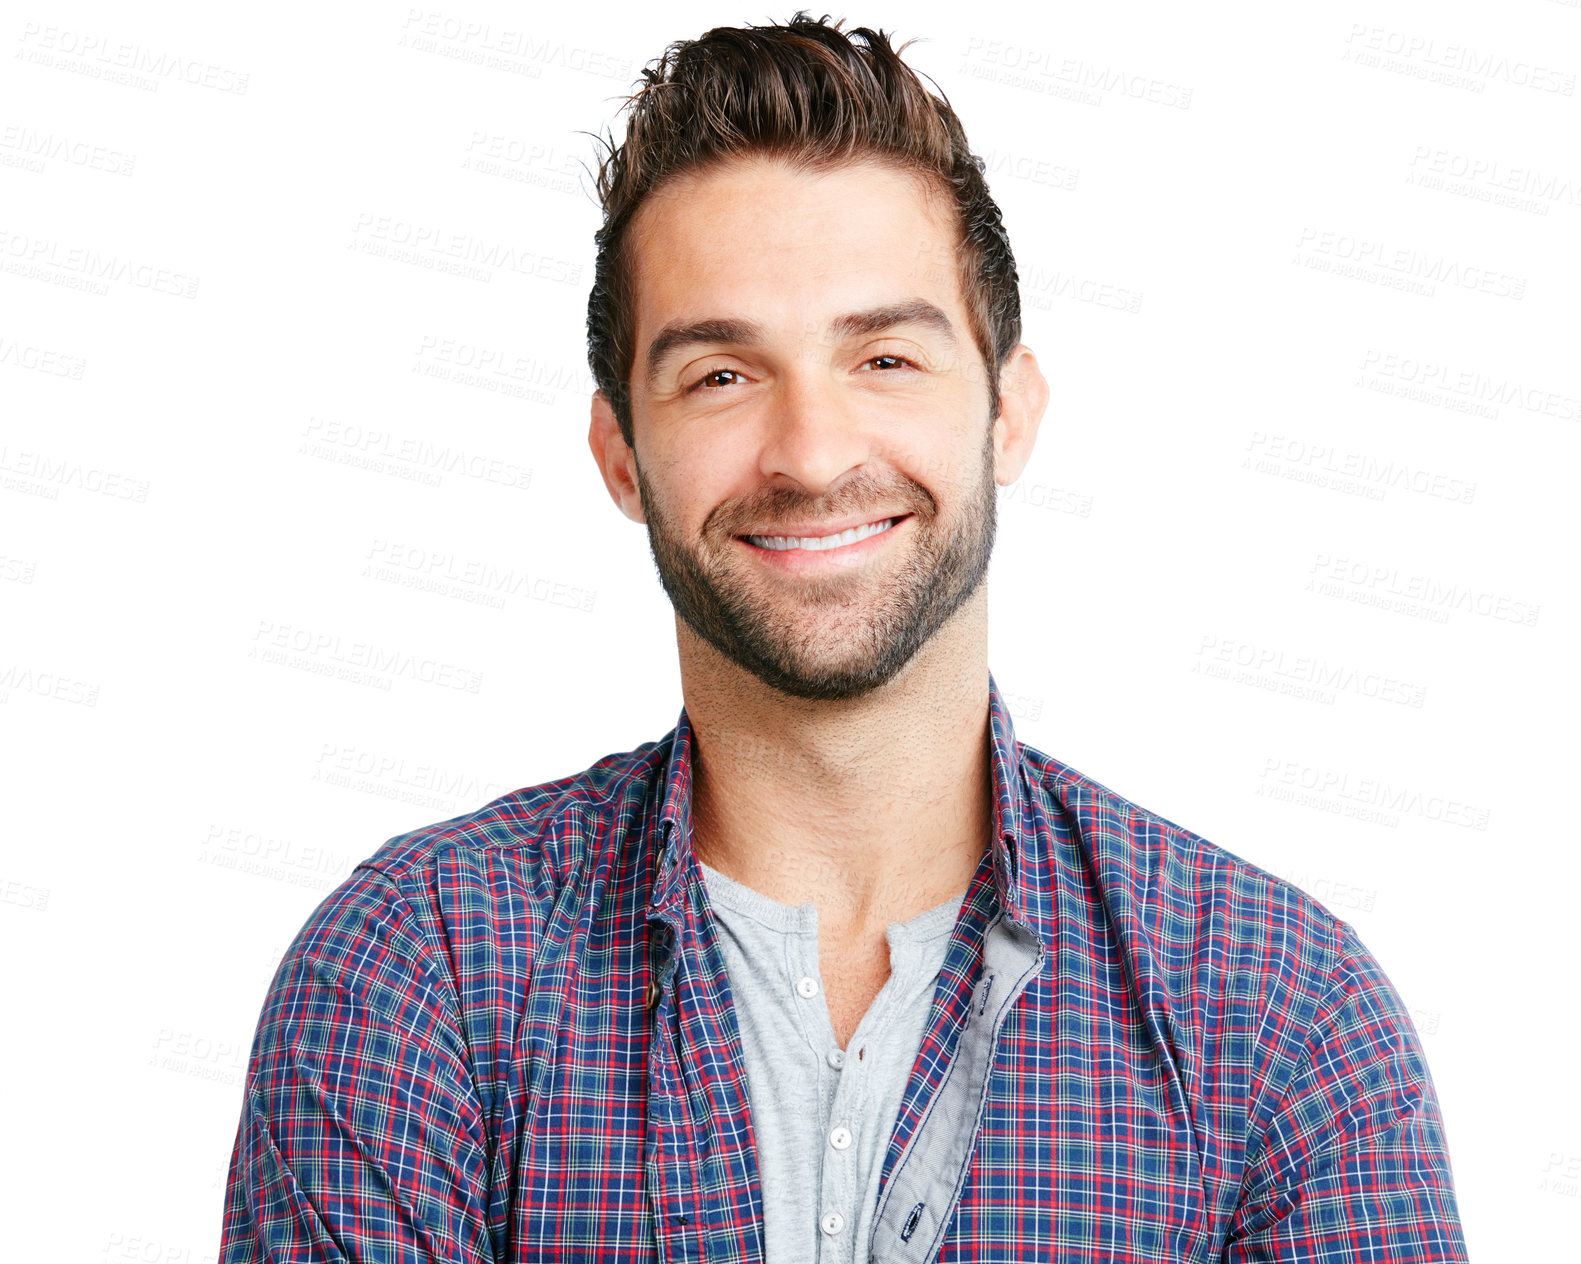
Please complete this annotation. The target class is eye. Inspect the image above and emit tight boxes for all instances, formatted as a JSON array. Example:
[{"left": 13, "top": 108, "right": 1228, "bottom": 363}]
[
  {"left": 687, "top": 367, "right": 747, "bottom": 393},
  {"left": 862, "top": 354, "right": 919, "bottom": 372}
]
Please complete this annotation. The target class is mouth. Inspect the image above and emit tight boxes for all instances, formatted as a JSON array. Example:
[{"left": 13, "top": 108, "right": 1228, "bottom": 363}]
[
  {"left": 730, "top": 512, "right": 916, "bottom": 572},
  {"left": 736, "top": 514, "right": 909, "bottom": 553}
]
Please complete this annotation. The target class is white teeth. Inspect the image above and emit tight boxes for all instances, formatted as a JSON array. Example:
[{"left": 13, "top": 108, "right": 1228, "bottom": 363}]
[{"left": 747, "top": 517, "right": 897, "bottom": 552}]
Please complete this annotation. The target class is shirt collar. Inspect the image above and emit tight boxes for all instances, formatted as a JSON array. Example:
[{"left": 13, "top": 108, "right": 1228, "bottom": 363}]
[{"left": 647, "top": 670, "right": 1029, "bottom": 925}]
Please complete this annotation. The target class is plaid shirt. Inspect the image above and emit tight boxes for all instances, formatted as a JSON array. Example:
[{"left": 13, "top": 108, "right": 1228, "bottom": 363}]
[{"left": 220, "top": 672, "right": 1467, "bottom": 1262}]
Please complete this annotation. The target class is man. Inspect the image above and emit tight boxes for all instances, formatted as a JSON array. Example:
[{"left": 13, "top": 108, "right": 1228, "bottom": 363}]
[{"left": 220, "top": 14, "right": 1467, "bottom": 1262}]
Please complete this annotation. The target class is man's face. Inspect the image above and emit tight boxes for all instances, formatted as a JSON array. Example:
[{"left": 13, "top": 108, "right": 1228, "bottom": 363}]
[{"left": 621, "top": 156, "right": 1002, "bottom": 702}]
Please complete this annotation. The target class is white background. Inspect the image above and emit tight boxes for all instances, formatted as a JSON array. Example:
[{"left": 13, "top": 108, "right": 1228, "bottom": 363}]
[{"left": 3, "top": 1, "right": 1577, "bottom": 1259}]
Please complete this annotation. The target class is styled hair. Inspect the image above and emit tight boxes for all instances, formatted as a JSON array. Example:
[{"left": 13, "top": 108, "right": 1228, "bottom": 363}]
[{"left": 584, "top": 11, "right": 1022, "bottom": 448}]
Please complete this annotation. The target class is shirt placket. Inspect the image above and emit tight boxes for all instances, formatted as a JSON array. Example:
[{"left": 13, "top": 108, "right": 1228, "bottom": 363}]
[
  {"left": 868, "top": 912, "right": 1044, "bottom": 1264},
  {"left": 818, "top": 1031, "right": 859, "bottom": 1262},
  {"left": 789, "top": 936, "right": 870, "bottom": 1263},
  {"left": 646, "top": 916, "right": 706, "bottom": 1264}
]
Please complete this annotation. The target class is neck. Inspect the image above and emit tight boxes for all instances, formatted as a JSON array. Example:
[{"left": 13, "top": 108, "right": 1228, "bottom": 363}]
[{"left": 677, "top": 589, "right": 994, "bottom": 939}]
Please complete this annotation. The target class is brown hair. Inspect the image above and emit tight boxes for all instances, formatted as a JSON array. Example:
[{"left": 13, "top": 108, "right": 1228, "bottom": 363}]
[{"left": 584, "top": 11, "right": 1022, "bottom": 449}]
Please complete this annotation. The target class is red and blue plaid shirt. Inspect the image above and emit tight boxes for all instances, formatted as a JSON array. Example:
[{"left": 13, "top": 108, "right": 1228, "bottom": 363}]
[{"left": 220, "top": 672, "right": 1467, "bottom": 1261}]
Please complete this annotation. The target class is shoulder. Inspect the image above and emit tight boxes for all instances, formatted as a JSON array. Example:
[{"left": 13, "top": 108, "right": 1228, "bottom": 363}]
[
  {"left": 361, "top": 732, "right": 672, "bottom": 893},
  {"left": 1017, "top": 742, "right": 1364, "bottom": 1061},
  {"left": 1020, "top": 741, "right": 1343, "bottom": 958},
  {"left": 266, "top": 732, "right": 673, "bottom": 1005},
  {"left": 1016, "top": 744, "right": 1438, "bottom": 1157}
]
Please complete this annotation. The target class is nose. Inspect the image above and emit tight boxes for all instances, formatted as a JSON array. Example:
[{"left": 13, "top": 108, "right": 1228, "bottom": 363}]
[{"left": 755, "top": 363, "right": 874, "bottom": 499}]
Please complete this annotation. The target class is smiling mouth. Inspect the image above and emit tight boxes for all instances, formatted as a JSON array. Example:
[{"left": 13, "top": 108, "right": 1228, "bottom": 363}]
[{"left": 740, "top": 515, "right": 906, "bottom": 552}]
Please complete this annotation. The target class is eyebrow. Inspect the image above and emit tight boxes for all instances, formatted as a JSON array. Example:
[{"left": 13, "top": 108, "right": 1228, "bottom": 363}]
[{"left": 643, "top": 298, "right": 959, "bottom": 389}]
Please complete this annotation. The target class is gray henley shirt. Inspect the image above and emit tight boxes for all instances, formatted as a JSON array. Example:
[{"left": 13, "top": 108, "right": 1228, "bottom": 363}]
[{"left": 698, "top": 859, "right": 967, "bottom": 1264}]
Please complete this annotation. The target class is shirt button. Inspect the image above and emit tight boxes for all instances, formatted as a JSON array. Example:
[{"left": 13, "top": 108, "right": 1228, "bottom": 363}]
[
  {"left": 795, "top": 976, "right": 818, "bottom": 999},
  {"left": 820, "top": 1212, "right": 845, "bottom": 1236},
  {"left": 829, "top": 1124, "right": 853, "bottom": 1150},
  {"left": 827, "top": 1048, "right": 846, "bottom": 1070}
]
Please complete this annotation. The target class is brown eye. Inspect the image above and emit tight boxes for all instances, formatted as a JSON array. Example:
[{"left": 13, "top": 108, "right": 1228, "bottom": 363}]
[
  {"left": 866, "top": 355, "right": 915, "bottom": 371},
  {"left": 692, "top": 368, "right": 744, "bottom": 391}
]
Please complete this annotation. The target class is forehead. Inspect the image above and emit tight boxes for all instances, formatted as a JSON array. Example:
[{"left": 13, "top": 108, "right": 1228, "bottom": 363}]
[{"left": 626, "top": 155, "right": 966, "bottom": 342}]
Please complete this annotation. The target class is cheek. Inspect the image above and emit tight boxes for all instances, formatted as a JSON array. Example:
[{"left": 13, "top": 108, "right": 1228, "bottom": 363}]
[
  {"left": 648, "top": 452, "right": 748, "bottom": 539},
  {"left": 904, "top": 431, "right": 986, "bottom": 503},
  {"left": 684, "top": 437, "right": 764, "bottom": 501}
]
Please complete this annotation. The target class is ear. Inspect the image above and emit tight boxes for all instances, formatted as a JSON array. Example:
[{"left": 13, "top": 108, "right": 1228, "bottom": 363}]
[
  {"left": 588, "top": 390, "right": 647, "bottom": 524},
  {"left": 991, "top": 344, "right": 1049, "bottom": 486}
]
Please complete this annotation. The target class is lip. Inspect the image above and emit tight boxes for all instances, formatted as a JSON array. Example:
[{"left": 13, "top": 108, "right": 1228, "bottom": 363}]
[
  {"left": 734, "top": 513, "right": 913, "bottom": 574},
  {"left": 734, "top": 512, "right": 909, "bottom": 541}
]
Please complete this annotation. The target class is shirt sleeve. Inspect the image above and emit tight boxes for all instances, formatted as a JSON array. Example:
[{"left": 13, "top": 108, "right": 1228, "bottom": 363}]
[
  {"left": 219, "top": 868, "right": 496, "bottom": 1263},
  {"left": 1224, "top": 921, "right": 1468, "bottom": 1263}
]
